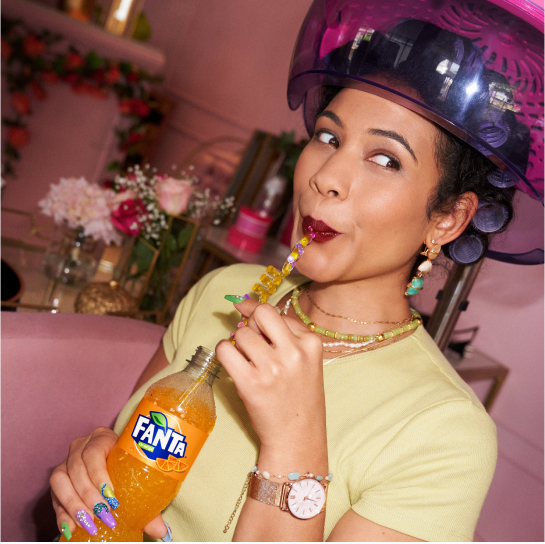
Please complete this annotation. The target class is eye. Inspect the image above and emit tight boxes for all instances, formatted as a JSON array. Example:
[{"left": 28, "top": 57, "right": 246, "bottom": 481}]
[
  {"left": 369, "top": 153, "right": 401, "bottom": 170},
  {"left": 315, "top": 130, "right": 339, "bottom": 148}
]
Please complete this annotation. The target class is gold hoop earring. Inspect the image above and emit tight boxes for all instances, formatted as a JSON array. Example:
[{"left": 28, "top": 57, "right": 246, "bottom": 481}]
[{"left": 405, "top": 240, "right": 441, "bottom": 296}]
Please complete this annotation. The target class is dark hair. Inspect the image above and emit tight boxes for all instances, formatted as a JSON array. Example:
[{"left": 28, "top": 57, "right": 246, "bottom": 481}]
[{"left": 314, "top": 85, "right": 516, "bottom": 272}]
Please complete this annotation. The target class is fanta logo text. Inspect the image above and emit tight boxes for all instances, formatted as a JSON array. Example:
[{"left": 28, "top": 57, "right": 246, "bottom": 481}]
[{"left": 131, "top": 414, "right": 187, "bottom": 457}]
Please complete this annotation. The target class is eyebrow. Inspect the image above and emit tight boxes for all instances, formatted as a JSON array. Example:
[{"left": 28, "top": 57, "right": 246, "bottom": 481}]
[
  {"left": 368, "top": 128, "right": 418, "bottom": 163},
  {"left": 316, "top": 110, "right": 344, "bottom": 129}
]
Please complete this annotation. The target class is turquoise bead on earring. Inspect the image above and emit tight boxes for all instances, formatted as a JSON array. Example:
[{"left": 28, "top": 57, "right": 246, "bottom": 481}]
[
  {"left": 405, "top": 241, "right": 441, "bottom": 296},
  {"left": 406, "top": 276, "right": 424, "bottom": 295}
]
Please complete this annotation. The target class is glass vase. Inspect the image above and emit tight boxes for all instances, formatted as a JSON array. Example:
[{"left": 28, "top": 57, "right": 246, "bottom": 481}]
[{"left": 42, "top": 226, "right": 101, "bottom": 286}]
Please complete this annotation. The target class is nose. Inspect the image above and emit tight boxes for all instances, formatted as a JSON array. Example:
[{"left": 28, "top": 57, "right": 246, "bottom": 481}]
[{"left": 309, "top": 150, "right": 354, "bottom": 200}]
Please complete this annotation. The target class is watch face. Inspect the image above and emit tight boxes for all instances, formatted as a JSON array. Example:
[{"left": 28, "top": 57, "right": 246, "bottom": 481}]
[{"left": 287, "top": 478, "right": 326, "bottom": 519}]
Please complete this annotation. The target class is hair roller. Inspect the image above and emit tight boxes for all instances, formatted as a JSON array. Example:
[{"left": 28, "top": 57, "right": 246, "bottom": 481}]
[{"left": 445, "top": 233, "right": 488, "bottom": 264}]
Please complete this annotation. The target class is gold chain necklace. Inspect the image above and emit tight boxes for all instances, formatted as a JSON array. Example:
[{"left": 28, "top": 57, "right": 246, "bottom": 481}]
[
  {"left": 290, "top": 286, "right": 422, "bottom": 352},
  {"left": 305, "top": 287, "right": 412, "bottom": 325}
]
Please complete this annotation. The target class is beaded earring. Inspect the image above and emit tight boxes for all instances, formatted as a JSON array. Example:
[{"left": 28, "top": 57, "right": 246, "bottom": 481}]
[{"left": 405, "top": 240, "right": 441, "bottom": 296}]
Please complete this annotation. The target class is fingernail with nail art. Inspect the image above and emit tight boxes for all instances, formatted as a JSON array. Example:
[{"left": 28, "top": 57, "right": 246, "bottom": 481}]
[
  {"left": 161, "top": 520, "right": 173, "bottom": 542},
  {"left": 76, "top": 510, "right": 97, "bottom": 536},
  {"left": 100, "top": 483, "right": 119, "bottom": 509},
  {"left": 224, "top": 294, "right": 249, "bottom": 303},
  {"left": 60, "top": 522, "right": 72, "bottom": 541},
  {"left": 94, "top": 503, "right": 117, "bottom": 529}
]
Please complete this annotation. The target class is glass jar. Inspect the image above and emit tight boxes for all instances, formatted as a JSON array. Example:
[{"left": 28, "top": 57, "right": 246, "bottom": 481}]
[{"left": 42, "top": 225, "right": 101, "bottom": 286}]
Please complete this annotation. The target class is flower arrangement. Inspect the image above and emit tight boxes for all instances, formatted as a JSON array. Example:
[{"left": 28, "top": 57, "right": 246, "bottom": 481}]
[
  {"left": 39, "top": 167, "right": 235, "bottom": 313},
  {"left": 1, "top": 16, "right": 163, "bottom": 179},
  {"left": 110, "top": 164, "right": 235, "bottom": 243},
  {"left": 38, "top": 176, "right": 122, "bottom": 245},
  {"left": 110, "top": 165, "right": 235, "bottom": 314}
]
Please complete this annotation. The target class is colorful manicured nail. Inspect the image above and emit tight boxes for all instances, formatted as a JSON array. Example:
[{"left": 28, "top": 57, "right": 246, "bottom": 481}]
[
  {"left": 100, "top": 483, "right": 119, "bottom": 509},
  {"left": 225, "top": 294, "right": 248, "bottom": 303},
  {"left": 76, "top": 510, "right": 97, "bottom": 536},
  {"left": 60, "top": 522, "right": 72, "bottom": 541},
  {"left": 161, "top": 520, "right": 173, "bottom": 542},
  {"left": 93, "top": 502, "right": 116, "bottom": 529}
]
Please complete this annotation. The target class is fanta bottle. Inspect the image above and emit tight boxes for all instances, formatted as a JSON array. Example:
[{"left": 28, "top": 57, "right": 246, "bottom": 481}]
[{"left": 62, "top": 346, "right": 220, "bottom": 542}]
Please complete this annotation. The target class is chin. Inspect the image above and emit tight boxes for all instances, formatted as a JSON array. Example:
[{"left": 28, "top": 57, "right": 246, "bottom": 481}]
[{"left": 295, "top": 253, "right": 341, "bottom": 283}]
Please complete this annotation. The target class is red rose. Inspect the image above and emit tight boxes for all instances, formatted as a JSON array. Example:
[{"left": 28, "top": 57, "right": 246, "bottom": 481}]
[
  {"left": 130, "top": 99, "right": 151, "bottom": 118},
  {"left": 111, "top": 198, "right": 145, "bottom": 236},
  {"left": 118, "top": 99, "right": 132, "bottom": 114},
  {"left": 22, "top": 35, "right": 46, "bottom": 58},
  {"left": 65, "top": 52, "right": 84, "bottom": 70},
  {"left": 42, "top": 71, "right": 59, "bottom": 84},
  {"left": 8, "top": 126, "right": 30, "bottom": 147},
  {"left": 104, "top": 66, "right": 120, "bottom": 84},
  {"left": 1, "top": 37, "right": 13, "bottom": 60},
  {"left": 30, "top": 81, "right": 47, "bottom": 100},
  {"left": 11, "top": 92, "right": 31, "bottom": 114}
]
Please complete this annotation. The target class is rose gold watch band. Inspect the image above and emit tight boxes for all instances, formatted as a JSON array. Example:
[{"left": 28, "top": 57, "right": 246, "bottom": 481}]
[
  {"left": 248, "top": 472, "right": 287, "bottom": 509},
  {"left": 248, "top": 473, "right": 328, "bottom": 513}
]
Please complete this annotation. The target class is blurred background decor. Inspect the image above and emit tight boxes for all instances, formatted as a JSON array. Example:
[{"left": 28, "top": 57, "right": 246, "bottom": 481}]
[
  {"left": 38, "top": 176, "right": 121, "bottom": 285},
  {"left": 1, "top": 15, "right": 163, "bottom": 180},
  {"left": 68, "top": 164, "right": 235, "bottom": 322}
]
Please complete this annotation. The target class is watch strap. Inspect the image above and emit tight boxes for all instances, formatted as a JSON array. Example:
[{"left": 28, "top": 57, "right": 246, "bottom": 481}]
[{"left": 248, "top": 472, "right": 284, "bottom": 507}]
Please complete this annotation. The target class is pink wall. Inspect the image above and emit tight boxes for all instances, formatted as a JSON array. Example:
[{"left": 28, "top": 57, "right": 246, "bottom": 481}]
[{"left": 3, "top": 0, "right": 544, "bottom": 540}]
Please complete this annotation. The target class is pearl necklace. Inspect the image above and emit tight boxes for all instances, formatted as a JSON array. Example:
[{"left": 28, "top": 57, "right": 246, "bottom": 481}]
[{"left": 287, "top": 286, "right": 422, "bottom": 352}]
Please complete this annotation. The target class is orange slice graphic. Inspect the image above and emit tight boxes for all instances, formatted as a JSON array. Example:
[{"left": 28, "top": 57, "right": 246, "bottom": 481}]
[{"left": 156, "top": 458, "right": 172, "bottom": 472}]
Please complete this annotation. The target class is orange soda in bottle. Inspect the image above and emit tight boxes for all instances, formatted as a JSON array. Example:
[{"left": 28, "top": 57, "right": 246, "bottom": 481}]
[{"left": 62, "top": 346, "right": 220, "bottom": 542}]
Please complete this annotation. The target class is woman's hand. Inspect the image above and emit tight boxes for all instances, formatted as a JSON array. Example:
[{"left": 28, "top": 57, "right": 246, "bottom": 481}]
[
  {"left": 216, "top": 298, "right": 329, "bottom": 542},
  {"left": 50, "top": 427, "right": 169, "bottom": 540},
  {"left": 215, "top": 298, "right": 326, "bottom": 454}
]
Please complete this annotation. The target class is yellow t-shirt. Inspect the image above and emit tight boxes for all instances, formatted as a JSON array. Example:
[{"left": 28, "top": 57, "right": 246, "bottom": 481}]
[{"left": 114, "top": 264, "right": 496, "bottom": 542}]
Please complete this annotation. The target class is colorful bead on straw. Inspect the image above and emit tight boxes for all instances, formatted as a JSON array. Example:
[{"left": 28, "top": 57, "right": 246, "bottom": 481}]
[
  {"left": 252, "top": 231, "right": 314, "bottom": 304},
  {"left": 229, "top": 229, "right": 314, "bottom": 344}
]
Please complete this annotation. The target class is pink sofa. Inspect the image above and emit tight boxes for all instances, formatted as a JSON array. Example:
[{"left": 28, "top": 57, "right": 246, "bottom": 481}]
[{"left": 1, "top": 312, "right": 166, "bottom": 542}]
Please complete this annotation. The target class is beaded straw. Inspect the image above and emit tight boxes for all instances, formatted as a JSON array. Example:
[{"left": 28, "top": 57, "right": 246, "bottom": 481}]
[
  {"left": 229, "top": 228, "right": 315, "bottom": 343},
  {"left": 290, "top": 285, "right": 423, "bottom": 346}
]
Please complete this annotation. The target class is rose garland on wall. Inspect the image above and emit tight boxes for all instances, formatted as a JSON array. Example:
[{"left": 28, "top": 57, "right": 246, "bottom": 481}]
[{"left": 1, "top": 16, "right": 163, "bottom": 179}]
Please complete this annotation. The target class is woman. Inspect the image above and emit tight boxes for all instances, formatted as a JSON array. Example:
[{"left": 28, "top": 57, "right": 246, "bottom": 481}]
[{"left": 50, "top": 0, "right": 543, "bottom": 541}]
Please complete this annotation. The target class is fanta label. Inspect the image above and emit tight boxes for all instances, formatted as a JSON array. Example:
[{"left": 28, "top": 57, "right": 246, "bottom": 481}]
[{"left": 117, "top": 398, "right": 209, "bottom": 482}]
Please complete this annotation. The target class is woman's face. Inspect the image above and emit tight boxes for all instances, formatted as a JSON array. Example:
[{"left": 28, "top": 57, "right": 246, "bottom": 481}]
[{"left": 292, "top": 88, "right": 441, "bottom": 286}]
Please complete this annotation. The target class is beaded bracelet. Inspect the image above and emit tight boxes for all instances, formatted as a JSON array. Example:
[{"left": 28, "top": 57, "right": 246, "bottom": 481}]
[{"left": 251, "top": 465, "right": 333, "bottom": 482}]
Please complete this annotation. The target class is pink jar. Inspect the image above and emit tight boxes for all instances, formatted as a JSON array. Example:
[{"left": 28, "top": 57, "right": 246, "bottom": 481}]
[{"left": 227, "top": 206, "right": 274, "bottom": 253}]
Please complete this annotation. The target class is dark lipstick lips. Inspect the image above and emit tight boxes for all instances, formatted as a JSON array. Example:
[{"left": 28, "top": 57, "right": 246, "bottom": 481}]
[{"left": 303, "top": 216, "right": 341, "bottom": 242}]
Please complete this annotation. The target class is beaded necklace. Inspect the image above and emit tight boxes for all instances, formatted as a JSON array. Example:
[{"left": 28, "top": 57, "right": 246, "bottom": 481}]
[{"left": 289, "top": 285, "right": 423, "bottom": 351}]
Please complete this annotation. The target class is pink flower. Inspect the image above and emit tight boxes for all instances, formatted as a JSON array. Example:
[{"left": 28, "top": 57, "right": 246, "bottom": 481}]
[
  {"left": 156, "top": 177, "right": 193, "bottom": 216},
  {"left": 38, "top": 177, "right": 122, "bottom": 245},
  {"left": 111, "top": 198, "right": 146, "bottom": 236}
]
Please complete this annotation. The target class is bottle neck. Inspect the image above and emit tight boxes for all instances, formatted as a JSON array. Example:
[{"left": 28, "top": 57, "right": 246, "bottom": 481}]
[{"left": 183, "top": 346, "right": 221, "bottom": 386}]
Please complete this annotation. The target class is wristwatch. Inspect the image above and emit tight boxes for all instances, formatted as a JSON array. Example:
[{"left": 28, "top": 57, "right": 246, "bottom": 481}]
[{"left": 248, "top": 472, "right": 328, "bottom": 519}]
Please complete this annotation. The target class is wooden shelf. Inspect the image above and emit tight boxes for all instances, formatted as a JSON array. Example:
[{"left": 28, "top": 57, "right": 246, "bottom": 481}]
[{"left": 2, "top": 0, "right": 165, "bottom": 74}]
